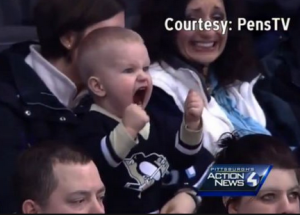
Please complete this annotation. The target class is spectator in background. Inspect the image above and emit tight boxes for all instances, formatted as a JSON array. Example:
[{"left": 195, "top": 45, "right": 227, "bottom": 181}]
[
  {"left": 250, "top": 0, "right": 300, "bottom": 153},
  {"left": 198, "top": 134, "right": 300, "bottom": 214},
  {"left": 136, "top": 0, "right": 269, "bottom": 206},
  {"left": 137, "top": 0, "right": 269, "bottom": 155},
  {"left": 0, "top": 0, "right": 125, "bottom": 213},
  {"left": 14, "top": 142, "right": 105, "bottom": 214}
]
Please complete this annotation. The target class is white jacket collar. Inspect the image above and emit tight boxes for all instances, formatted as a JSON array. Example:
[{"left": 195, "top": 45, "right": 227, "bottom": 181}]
[{"left": 25, "top": 45, "right": 84, "bottom": 108}]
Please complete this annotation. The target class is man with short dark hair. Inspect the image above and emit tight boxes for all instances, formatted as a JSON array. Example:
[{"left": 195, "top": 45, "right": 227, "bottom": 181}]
[{"left": 14, "top": 142, "right": 105, "bottom": 214}]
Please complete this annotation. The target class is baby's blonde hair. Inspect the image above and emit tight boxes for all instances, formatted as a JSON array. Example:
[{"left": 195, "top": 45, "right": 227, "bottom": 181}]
[{"left": 77, "top": 27, "right": 144, "bottom": 83}]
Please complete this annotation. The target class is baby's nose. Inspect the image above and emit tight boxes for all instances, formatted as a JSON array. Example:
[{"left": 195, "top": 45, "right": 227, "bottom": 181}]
[{"left": 137, "top": 71, "right": 149, "bottom": 81}]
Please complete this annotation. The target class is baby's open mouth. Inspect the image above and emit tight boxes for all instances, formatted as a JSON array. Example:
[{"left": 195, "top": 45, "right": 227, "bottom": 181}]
[{"left": 133, "top": 87, "right": 147, "bottom": 106}]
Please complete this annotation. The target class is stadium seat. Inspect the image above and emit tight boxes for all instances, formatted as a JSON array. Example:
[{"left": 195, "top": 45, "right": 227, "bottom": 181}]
[
  {"left": 19, "top": 0, "right": 38, "bottom": 25},
  {"left": 0, "top": 6, "right": 3, "bottom": 26},
  {"left": 0, "top": 26, "right": 37, "bottom": 52},
  {"left": 0, "top": 0, "right": 22, "bottom": 25},
  {"left": 0, "top": 0, "right": 38, "bottom": 52}
]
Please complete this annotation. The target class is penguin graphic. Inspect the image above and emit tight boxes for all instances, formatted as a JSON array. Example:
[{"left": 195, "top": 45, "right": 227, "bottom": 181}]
[{"left": 123, "top": 152, "right": 169, "bottom": 193}]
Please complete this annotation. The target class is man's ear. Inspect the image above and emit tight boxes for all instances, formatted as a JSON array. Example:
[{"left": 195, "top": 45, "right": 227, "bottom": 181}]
[
  {"left": 60, "top": 31, "right": 79, "bottom": 50},
  {"left": 88, "top": 76, "right": 106, "bottom": 97},
  {"left": 223, "top": 197, "right": 238, "bottom": 214},
  {"left": 22, "top": 200, "right": 41, "bottom": 214}
]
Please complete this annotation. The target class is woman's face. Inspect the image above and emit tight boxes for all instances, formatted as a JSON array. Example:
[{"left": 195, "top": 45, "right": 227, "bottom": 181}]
[
  {"left": 228, "top": 169, "right": 300, "bottom": 214},
  {"left": 176, "top": 0, "right": 227, "bottom": 66}
]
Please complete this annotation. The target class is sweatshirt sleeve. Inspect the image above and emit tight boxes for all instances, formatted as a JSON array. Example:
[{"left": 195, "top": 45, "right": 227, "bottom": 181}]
[
  {"left": 149, "top": 108, "right": 203, "bottom": 170},
  {"left": 176, "top": 120, "right": 203, "bottom": 155},
  {"left": 100, "top": 123, "right": 138, "bottom": 167},
  {"left": 166, "top": 119, "right": 203, "bottom": 170},
  {"left": 77, "top": 114, "right": 138, "bottom": 169}
]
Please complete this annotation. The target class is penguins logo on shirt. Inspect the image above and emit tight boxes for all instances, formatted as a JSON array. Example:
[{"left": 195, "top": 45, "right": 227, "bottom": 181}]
[{"left": 123, "top": 152, "right": 169, "bottom": 192}]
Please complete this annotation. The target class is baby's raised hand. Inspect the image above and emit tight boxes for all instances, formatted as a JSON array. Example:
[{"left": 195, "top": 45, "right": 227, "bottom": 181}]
[
  {"left": 184, "top": 90, "right": 204, "bottom": 130},
  {"left": 122, "top": 104, "right": 149, "bottom": 138}
]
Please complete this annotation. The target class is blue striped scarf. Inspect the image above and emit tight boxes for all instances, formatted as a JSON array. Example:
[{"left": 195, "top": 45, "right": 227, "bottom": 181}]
[{"left": 210, "top": 75, "right": 271, "bottom": 137}]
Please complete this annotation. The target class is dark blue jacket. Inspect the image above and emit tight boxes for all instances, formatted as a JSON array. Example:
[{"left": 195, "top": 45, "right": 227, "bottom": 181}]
[
  {"left": 0, "top": 42, "right": 91, "bottom": 213},
  {"left": 148, "top": 87, "right": 214, "bottom": 203},
  {"left": 254, "top": 40, "right": 300, "bottom": 147},
  {"left": 253, "top": 28, "right": 300, "bottom": 163}
]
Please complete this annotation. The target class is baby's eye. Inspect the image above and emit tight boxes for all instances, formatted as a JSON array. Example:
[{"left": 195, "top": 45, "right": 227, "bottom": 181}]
[
  {"left": 123, "top": 68, "right": 135, "bottom": 74},
  {"left": 143, "top": 66, "right": 149, "bottom": 72}
]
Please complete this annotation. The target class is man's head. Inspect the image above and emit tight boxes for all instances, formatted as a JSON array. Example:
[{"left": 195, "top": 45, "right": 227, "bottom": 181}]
[
  {"left": 14, "top": 142, "right": 105, "bottom": 214},
  {"left": 78, "top": 27, "right": 152, "bottom": 118}
]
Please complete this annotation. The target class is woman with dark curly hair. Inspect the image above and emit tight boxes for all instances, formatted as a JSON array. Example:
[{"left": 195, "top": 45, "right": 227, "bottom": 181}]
[
  {"left": 137, "top": 0, "right": 270, "bottom": 156},
  {"left": 136, "top": 0, "right": 271, "bottom": 211}
]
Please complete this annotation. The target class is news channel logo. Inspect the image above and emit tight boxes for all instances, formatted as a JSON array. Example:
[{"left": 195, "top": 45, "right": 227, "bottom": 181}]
[{"left": 198, "top": 164, "right": 272, "bottom": 197}]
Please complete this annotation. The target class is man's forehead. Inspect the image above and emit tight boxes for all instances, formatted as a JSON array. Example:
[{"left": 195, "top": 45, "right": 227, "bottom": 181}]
[
  {"left": 68, "top": 187, "right": 106, "bottom": 197},
  {"left": 53, "top": 162, "right": 92, "bottom": 179},
  {"left": 53, "top": 162, "right": 103, "bottom": 190}
]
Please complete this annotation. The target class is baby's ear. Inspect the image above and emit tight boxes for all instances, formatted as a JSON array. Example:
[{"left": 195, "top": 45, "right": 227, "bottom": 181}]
[{"left": 88, "top": 76, "right": 106, "bottom": 97}]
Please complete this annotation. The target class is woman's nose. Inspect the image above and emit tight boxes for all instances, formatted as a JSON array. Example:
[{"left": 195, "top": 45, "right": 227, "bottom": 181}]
[{"left": 277, "top": 196, "right": 300, "bottom": 214}]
